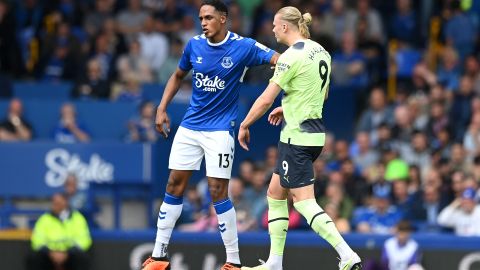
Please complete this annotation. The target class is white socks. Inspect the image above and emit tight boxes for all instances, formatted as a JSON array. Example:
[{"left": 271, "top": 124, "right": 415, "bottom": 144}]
[
  {"left": 152, "top": 193, "right": 183, "bottom": 258},
  {"left": 213, "top": 198, "right": 241, "bottom": 265}
]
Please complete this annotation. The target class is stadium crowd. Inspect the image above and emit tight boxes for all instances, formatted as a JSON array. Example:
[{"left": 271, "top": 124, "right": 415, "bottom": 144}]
[{"left": 0, "top": 0, "right": 480, "bottom": 236}]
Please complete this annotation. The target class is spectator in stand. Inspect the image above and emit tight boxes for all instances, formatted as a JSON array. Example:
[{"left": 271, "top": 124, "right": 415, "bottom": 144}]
[
  {"left": 408, "top": 182, "right": 449, "bottom": 232},
  {"left": 27, "top": 193, "right": 91, "bottom": 270},
  {"left": 229, "top": 178, "right": 257, "bottom": 232},
  {"left": 177, "top": 185, "right": 204, "bottom": 225},
  {"left": 138, "top": 15, "right": 169, "bottom": 73},
  {"left": 73, "top": 58, "right": 110, "bottom": 99},
  {"left": 464, "top": 55, "right": 480, "bottom": 93},
  {"left": 90, "top": 32, "right": 115, "bottom": 82},
  {"left": 438, "top": 187, "right": 480, "bottom": 236},
  {"left": 436, "top": 46, "right": 460, "bottom": 92},
  {"left": 463, "top": 111, "right": 480, "bottom": 159},
  {"left": 352, "top": 187, "right": 403, "bottom": 234},
  {"left": 126, "top": 101, "right": 157, "bottom": 142},
  {"left": 116, "top": 39, "right": 153, "bottom": 83},
  {"left": 327, "top": 139, "right": 350, "bottom": 171},
  {"left": 317, "top": 182, "right": 354, "bottom": 220},
  {"left": 153, "top": 0, "right": 184, "bottom": 37},
  {"left": 380, "top": 221, "right": 422, "bottom": 270},
  {"left": 116, "top": 0, "right": 149, "bottom": 43},
  {"left": 238, "top": 159, "right": 255, "bottom": 187},
  {"left": 0, "top": 98, "right": 33, "bottom": 141},
  {"left": 83, "top": 0, "right": 113, "bottom": 38},
  {"left": 331, "top": 31, "right": 368, "bottom": 88},
  {"left": 399, "top": 131, "right": 431, "bottom": 174},
  {"left": 351, "top": 131, "right": 380, "bottom": 174},
  {"left": 426, "top": 101, "right": 450, "bottom": 142},
  {"left": 64, "top": 174, "right": 87, "bottom": 211},
  {"left": 391, "top": 105, "right": 415, "bottom": 144},
  {"left": 357, "top": 88, "right": 394, "bottom": 136},
  {"left": 53, "top": 103, "right": 90, "bottom": 143},
  {"left": 319, "top": 0, "right": 355, "bottom": 46},
  {"left": 349, "top": 0, "right": 384, "bottom": 43},
  {"left": 115, "top": 73, "right": 144, "bottom": 103},
  {"left": 156, "top": 37, "right": 184, "bottom": 84},
  {"left": 340, "top": 158, "right": 369, "bottom": 205},
  {"left": 244, "top": 167, "right": 268, "bottom": 222},
  {"left": 450, "top": 143, "right": 471, "bottom": 172},
  {"left": 444, "top": 1, "right": 477, "bottom": 61},
  {"left": 450, "top": 76, "right": 475, "bottom": 143},
  {"left": 389, "top": 0, "right": 418, "bottom": 47}
]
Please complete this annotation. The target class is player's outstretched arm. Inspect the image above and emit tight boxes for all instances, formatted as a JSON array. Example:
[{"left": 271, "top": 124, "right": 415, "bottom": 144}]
[
  {"left": 156, "top": 68, "right": 188, "bottom": 138},
  {"left": 238, "top": 82, "right": 282, "bottom": 150}
]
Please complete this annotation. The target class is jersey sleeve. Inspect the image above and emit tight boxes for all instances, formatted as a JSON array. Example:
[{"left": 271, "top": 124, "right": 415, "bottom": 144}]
[
  {"left": 178, "top": 39, "right": 193, "bottom": 71},
  {"left": 270, "top": 51, "right": 298, "bottom": 91},
  {"left": 244, "top": 38, "right": 275, "bottom": 67}
]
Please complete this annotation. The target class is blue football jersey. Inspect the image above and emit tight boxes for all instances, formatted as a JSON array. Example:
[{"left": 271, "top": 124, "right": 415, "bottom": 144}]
[{"left": 178, "top": 31, "right": 274, "bottom": 131}]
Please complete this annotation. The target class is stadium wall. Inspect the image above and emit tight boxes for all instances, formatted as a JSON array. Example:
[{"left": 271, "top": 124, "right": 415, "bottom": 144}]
[{"left": 2, "top": 232, "right": 480, "bottom": 270}]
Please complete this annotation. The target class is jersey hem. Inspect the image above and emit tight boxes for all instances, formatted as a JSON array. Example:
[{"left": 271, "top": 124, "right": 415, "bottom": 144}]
[{"left": 180, "top": 123, "right": 234, "bottom": 132}]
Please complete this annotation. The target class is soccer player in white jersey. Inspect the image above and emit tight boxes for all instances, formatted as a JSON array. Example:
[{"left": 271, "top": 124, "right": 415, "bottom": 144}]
[
  {"left": 238, "top": 6, "right": 362, "bottom": 270},
  {"left": 142, "top": 1, "right": 279, "bottom": 270}
]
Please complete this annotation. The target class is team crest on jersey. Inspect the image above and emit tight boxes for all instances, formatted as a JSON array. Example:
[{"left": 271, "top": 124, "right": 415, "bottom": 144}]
[{"left": 221, "top": 57, "right": 234, "bottom": 68}]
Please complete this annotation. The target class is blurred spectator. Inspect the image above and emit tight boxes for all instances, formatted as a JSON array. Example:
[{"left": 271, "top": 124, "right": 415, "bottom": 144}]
[
  {"left": 156, "top": 37, "right": 183, "bottom": 84},
  {"left": 178, "top": 185, "right": 204, "bottom": 225},
  {"left": 352, "top": 187, "right": 402, "bottom": 234},
  {"left": 450, "top": 143, "right": 471, "bottom": 172},
  {"left": 317, "top": 182, "right": 354, "bottom": 220},
  {"left": 53, "top": 103, "right": 90, "bottom": 143},
  {"left": 426, "top": 101, "right": 450, "bottom": 142},
  {"left": 407, "top": 183, "right": 448, "bottom": 232},
  {"left": 464, "top": 111, "right": 480, "bottom": 159},
  {"left": 319, "top": 0, "right": 355, "bottom": 46},
  {"left": 238, "top": 159, "right": 255, "bottom": 186},
  {"left": 116, "top": 0, "right": 149, "bottom": 43},
  {"left": 178, "top": 204, "right": 218, "bottom": 232},
  {"left": 380, "top": 221, "right": 421, "bottom": 270},
  {"left": 349, "top": 0, "right": 384, "bottom": 43},
  {"left": 340, "top": 159, "right": 369, "bottom": 205},
  {"left": 72, "top": 58, "right": 110, "bottom": 99},
  {"left": 138, "top": 15, "right": 169, "bottom": 73},
  {"left": 332, "top": 32, "right": 368, "bottom": 88},
  {"left": 399, "top": 131, "right": 431, "bottom": 173},
  {"left": 90, "top": 32, "right": 115, "bottom": 81},
  {"left": 229, "top": 178, "right": 257, "bottom": 232},
  {"left": 244, "top": 167, "right": 268, "bottom": 222},
  {"left": 327, "top": 140, "right": 350, "bottom": 171},
  {"left": 356, "top": 15, "right": 384, "bottom": 84},
  {"left": 126, "top": 100, "right": 157, "bottom": 142},
  {"left": 437, "top": 188, "right": 480, "bottom": 236},
  {"left": 444, "top": 1, "right": 477, "bottom": 61},
  {"left": 464, "top": 55, "right": 480, "bottom": 93},
  {"left": 116, "top": 39, "right": 153, "bottom": 83},
  {"left": 27, "top": 193, "right": 91, "bottom": 270},
  {"left": 83, "top": 0, "right": 114, "bottom": 38},
  {"left": 153, "top": 0, "right": 184, "bottom": 36},
  {"left": 357, "top": 88, "right": 394, "bottom": 136},
  {"left": 389, "top": 0, "right": 418, "bottom": 46},
  {"left": 116, "top": 73, "right": 144, "bottom": 103},
  {"left": 391, "top": 179, "right": 415, "bottom": 217},
  {"left": 0, "top": 98, "right": 33, "bottom": 141},
  {"left": 178, "top": 13, "right": 200, "bottom": 45},
  {"left": 391, "top": 105, "right": 415, "bottom": 143},
  {"left": 324, "top": 202, "right": 351, "bottom": 233},
  {"left": 64, "top": 174, "right": 87, "bottom": 211},
  {"left": 436, "top": 46, "right": 460, "bottom": 92},
  {"left": 351, "top": 131, "right": 380, "bottom": 174}
]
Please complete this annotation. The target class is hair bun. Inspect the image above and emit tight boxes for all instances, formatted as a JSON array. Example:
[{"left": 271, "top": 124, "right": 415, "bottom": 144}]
[{"left": 302, "top": 13, "right": 313, "bottom": 26}]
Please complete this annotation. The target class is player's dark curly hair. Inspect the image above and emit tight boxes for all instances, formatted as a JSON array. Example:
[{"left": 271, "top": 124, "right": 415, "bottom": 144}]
[{"left": 201, "top": 0, "right": 228, "bottom": 17}]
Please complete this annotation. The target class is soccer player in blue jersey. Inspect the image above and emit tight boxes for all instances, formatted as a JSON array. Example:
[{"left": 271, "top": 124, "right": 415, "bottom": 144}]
[
  {"left": 238, "top": 6, "right": 361, "bottom": 270},
  {"left": 142, "top": 1, "right": 279, "bottom": 270}
]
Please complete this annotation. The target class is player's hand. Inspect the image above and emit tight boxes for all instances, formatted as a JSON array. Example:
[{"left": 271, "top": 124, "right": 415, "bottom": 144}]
[
  {"left": 268, "top": 106, "right": 283, "bottom": 126},
  {"left": 238, "top": 126, "right": 250, "bottom": 151},
  {"left": 155, "top": 108, "right": 171, "bottom": 138}
]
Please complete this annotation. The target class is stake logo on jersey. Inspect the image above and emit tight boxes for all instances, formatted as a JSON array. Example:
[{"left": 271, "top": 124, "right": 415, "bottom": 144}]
[{"left": 178, "top": 32, "right": 274, "bottom": 131}]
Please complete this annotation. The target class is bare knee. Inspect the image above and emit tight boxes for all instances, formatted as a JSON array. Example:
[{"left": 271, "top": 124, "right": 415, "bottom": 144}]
[
  {"left": 165, "top": 171, "right": 191, "bottom": 196},
  {"left": 208, "top": 178, "right": 229, "bottom": 202}
]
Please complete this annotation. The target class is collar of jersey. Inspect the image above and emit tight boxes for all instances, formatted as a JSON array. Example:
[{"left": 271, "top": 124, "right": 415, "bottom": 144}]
[{"left": 207, "top": 31, "right": 231, "bottom": 47}]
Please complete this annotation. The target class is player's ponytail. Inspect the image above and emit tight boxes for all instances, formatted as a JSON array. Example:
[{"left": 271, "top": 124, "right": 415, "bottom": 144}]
[
  {"left": 298, "top": 13, "right": 312, "bottom": 39},
  {"left": 276, "top": 6, "right": 313, "bottom": 39}
]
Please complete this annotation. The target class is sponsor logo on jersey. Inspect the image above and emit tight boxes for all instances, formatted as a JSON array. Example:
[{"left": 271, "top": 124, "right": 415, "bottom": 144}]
[
  {"left": 221, "top": 57, "right": 233, "bottom": 68},
  {"left": 194, "top": 72, "right": 226, "bottom": 92}
]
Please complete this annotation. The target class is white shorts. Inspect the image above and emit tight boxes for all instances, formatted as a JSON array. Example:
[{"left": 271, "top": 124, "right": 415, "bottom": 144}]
[{"left": 169, "top": 126, "right": 235, "bottom": 179}]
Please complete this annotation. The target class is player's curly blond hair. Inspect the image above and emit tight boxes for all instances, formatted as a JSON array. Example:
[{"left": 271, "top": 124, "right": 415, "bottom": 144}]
[{"left": 276, "top": 6, "right": 312, "bottom": 39}]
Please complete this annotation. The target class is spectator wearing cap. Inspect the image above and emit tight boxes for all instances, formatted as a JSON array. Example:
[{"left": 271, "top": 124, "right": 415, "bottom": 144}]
[
  {"left": 437, "top": 188, "right": 480, "bottom": 236},
  {"left": 380, "top": 220, "right": 422, "bottom": 270},
  {"left": 352, "top": 187, "right": 403, "bottom": 234}
]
